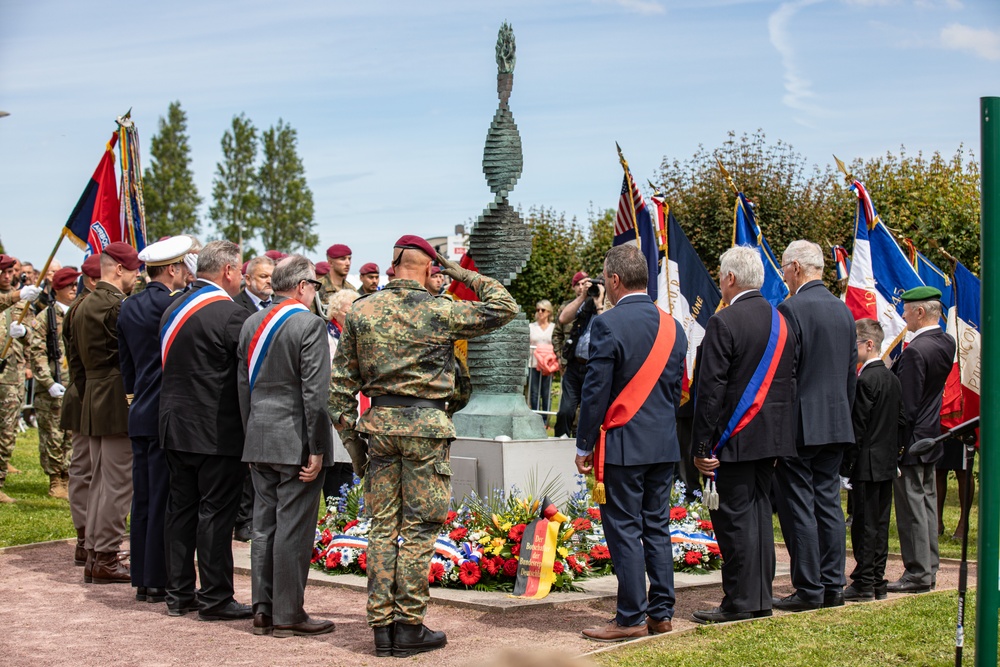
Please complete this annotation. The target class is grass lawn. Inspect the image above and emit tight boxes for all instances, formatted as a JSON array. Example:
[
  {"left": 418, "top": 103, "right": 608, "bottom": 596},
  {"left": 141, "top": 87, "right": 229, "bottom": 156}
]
[
  {"left": 0, "top": 427, "right": 76, "bottom": 548},
  {"left": 597, "top": 591, "right": 986, "bottom": 667}
]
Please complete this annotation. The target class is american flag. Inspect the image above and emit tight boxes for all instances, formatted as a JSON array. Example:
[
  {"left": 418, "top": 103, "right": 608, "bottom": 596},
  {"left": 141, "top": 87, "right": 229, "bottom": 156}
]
[{"left": 615, "top": 170, "right": 646, "bottom": 238}]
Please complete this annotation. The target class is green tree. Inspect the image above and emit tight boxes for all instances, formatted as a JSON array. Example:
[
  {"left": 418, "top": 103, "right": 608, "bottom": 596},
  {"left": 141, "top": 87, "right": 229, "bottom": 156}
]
[
  {"left": 578, "top": 206, "right": 615, "bottom": 278},
  {"left": 209, "top": 114, "right": 259, "bottom": 256},
  {"left": 508, "top": 207, "right": 584, "bottom": 315},
  {"left": 143, "top": 101, "right": 202, "bottom": 239},
  {"left": 253, "top": 119, "right": 316, "bottom": 253}
]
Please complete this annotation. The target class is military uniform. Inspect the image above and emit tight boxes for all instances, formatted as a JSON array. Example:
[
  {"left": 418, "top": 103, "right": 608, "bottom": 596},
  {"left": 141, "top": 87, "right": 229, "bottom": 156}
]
[
  {"left": 319, "top": 273, "right": 357, "bottom": 303},
  {"left": 0, "top": 294, "right": 32, "bottom": 495},
  {"left": 329, "top": 270, "right": 517, "bottom": 629},
  {"left": 62, "top": 285, "right": 93, "bottom": 560},
  {"left": 28, "top": 302, "right": 71, "bottom": 489}
]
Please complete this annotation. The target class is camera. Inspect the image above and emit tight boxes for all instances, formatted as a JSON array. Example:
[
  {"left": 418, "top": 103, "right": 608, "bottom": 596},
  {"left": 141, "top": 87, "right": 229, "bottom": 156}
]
[{"left": 587, "top": 277, "right": 604, "bottom": 298}]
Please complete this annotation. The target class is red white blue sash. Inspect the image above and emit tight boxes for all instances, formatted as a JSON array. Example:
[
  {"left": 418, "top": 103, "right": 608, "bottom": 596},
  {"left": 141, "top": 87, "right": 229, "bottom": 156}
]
[
  {"left": 160, "top": 283, "right": 232, "bottom": 368},
  {"left": 710, "top": 306, "right": 788, "bottom": 458},
  {"left": 247, "top": 300, "right": 310, "bottom": 391}
]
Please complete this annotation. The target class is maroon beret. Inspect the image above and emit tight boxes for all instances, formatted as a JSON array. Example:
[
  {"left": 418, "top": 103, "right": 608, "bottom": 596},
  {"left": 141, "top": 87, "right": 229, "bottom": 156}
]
[
  {"left": 430, "top": 265, "right": 442, "bottom": 275},
  {"left": 386, "top": 266, "right": 396, "bottom": 278},
  {"left": 393, "top": 235, "right": 436, "bottom": 260},
  {"left": 359, "top": 262, "right": 379, "bottom": 276},
  {"left": 241, "top": 261, "right": 249, "bottom": 276},
  {"left": 0, "top": 254, "right": 14, "bottom": 271},
  {"left": 102, "top": 242, "right": 141, "bottom": 271},
  {"left": 572, "top": 271, "right": 588, "bottom": 287},
  {"left": 264, "top": 250, "right": 286, "bottom": 261},
  {"left": 81, "top": 254, "right": 101, "bottom": 278},
  {"left": 52, "top": 267, "right": 82, "bottom": 291},
  {"left": 326, "top": 243, "right": 352, "bottom": 259},
  {"left": 315, "top": 261, "right": 330, "bottom": 276}
]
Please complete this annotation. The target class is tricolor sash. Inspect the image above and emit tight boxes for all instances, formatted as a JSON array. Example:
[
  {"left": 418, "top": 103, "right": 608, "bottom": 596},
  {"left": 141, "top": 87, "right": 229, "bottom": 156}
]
[
  {"left": 593, "top": 309, "right": 676, "bottom": 504},
  {"left": 160, "top": 284, "right": 231, "bottom": 368},
  {"left": 710, "top": 306, "right": 788, "bottom": 458},
  {"left": 247, "top": 300, "right": 310, "bottom": 391}
]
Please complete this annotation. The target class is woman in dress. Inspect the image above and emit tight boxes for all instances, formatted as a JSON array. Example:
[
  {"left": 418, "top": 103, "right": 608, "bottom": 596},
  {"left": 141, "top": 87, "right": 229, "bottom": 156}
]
[{"left": 528, "top": 299, "right": 555, "bottom": 415}]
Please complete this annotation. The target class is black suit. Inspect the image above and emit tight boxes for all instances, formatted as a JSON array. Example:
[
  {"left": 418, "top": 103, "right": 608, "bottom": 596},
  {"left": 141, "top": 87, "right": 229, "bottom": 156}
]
[
  {"left": 577, "top": 294, "right": 687, "bottom": 626},
  {"left": 692, "top": 291, "right": 797, "bottom": 613},
  {"left": 843, "top": 360, "right": 903, "bottom": 595},
  {"left": 159, "top": 280, "right": 251, "bottom": 614},
  {"left": 893, "top": 327, "right": 955, "bottom": 587},
  {"left": 233, "top": 288, "right": 268, "bottom": 314},
  {"left": 774, "top": 280, "right": 857, "bottom": 603}
]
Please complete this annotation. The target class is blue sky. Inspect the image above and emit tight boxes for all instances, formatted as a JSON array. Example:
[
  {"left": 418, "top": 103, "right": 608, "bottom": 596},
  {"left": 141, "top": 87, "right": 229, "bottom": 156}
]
[{"left": 1, "top": 0, "right": 998, "bottom": 272}]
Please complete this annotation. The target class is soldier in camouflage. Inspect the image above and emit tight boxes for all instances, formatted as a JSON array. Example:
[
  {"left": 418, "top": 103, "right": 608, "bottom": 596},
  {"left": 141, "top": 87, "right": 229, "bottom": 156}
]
[
  {"left": 28, "top": 267, "right": 79, "bottom": 499},
  {"left": 329, "top": 235, "right": 517, "bottom": 658},
  {"left": 319, "top": 244, "right": 357, "bottom": 304}
]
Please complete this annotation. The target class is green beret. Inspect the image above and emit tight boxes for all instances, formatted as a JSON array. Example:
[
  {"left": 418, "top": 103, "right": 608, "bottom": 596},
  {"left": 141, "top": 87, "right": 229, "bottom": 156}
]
[{"left": 900, "top": 286, "right": 942, "bottom": 302}]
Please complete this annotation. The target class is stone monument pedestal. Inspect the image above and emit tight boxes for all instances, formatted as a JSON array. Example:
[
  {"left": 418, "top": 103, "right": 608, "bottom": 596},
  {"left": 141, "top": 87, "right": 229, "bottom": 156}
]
[{"left": 449, "top": 436, "right": 579, "bottom": 503}]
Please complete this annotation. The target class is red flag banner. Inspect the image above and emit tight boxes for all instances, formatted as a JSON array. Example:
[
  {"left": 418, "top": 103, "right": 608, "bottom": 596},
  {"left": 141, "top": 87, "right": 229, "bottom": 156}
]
[
  {"left": 446, "top": 254, "right": 480, "bottom": 302},
  {"left": 64, "top": 133, "right": 122, "bottom": 254}
]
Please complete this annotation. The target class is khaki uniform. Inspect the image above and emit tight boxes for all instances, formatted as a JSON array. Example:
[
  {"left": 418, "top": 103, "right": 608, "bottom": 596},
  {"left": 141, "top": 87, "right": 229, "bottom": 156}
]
[
  {"left": 0, "top": 293, "right": 32, "bottom": 491},
  {"left": 29, "top": 303, "right": 72, "bottom": 477},
  {"left": 329, "top": 275, "right": 517, "bottom": 627},
  {"left": 62, "top": 288, "right": 93, "bottom": 533}
]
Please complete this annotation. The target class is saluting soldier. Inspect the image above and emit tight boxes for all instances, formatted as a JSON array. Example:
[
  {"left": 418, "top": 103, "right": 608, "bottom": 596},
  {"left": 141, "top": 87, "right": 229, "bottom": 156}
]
[{"left": 329, "top": 235, "right": 517, "bottom": 658}]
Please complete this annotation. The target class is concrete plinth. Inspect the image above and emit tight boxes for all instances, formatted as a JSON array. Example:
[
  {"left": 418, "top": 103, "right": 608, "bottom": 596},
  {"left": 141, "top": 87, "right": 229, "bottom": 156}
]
[{"left": 450, "top": 436, "right": 578, "bottom": 502}]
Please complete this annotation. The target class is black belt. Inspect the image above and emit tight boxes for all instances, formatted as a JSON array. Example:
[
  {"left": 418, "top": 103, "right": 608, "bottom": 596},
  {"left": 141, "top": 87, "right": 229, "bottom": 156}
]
[{"left": 370, "top": 395, "right": 446, "bottom": 410}]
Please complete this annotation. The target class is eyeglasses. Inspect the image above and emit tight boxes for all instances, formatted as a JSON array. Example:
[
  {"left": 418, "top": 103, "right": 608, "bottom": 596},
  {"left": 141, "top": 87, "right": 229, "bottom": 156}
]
[
  {"left": 780, "top": 261, "right": 796, "bottom": 271},
  {"left": 856, "top": 339, "right": 870, "bottom": 346},
  {"left": 302, "top": 279, "right": 323, "bottom": 290},
  {"left": 536, "top": 308, "right": 549, "bottom": 313}
]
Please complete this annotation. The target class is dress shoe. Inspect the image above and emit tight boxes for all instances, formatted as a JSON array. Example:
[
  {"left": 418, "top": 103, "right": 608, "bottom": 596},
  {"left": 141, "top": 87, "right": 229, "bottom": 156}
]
[
  {"left": 646, "top": 617, "right": 673, "bottom": 635},
  {"left": 253, "top": 613, "right": 273, "bottom": 636},
  {"left": 772, "top": 593, "right": 821, "bottom": 612},
  {"left": 581, "top": 619, "right": 648, "bottom": 642},
  {"left": 167, "top": 603, "right": 199, "bottom": 617},
  {"left": 843, "top": 585, "right": 875, "bottom": 601},
  {"left": 233, "top": 524, "right": 252, "bottom": 543},
  {"left": 136, "top": 586, "right": 148, "bottom": 602},
  {"left": 273, "top": 617, "right": 335, "bottom": 638},
  {"left": 199, "top": 601, "right": 253, "bottom": 621},
  {"left": 92, "top": 551, "right": 130, "bottom": 584},
  {"left": 146, "top": 587, "right": 167, "bottom": 603},
  {"left": 0, "top": 490, "right": 16, "bottom": 504},
  {"left": 823, "top": 589, "right": 845, "bottom": 608},
  {"left": 692, "top": 607, "right": 752, "bottom": 624},
  {"left": 373, "top": 624, "right": 394, "bottom": 657},
  {"left": 886, "top": 579, "right": 931, "bottom": 594},
  {"left": 392, "top": 622, "right": 447, "bottom": 656},
  {"left": 74, "top": 528, "right": 86, "bottom": 566}
]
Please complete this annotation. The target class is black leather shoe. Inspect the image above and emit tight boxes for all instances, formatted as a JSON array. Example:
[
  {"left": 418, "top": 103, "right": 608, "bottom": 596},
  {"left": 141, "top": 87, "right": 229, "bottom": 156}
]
[
  {"left": 234, "top": 524, "right": 252, "bottom": 543},
  {"left": 691, "top": 607, "right": 752, "bottom": 624},
  {"left": 374, "top": 623, "right": 395, "bottom": 657},
  {"left": 843, "top": 585, "right": 875, "bottom": 601},
  {"left": 772, "top": 593, "right": 821, "bottom": 612},
  {"left": 392, "top": 623, "right": 447, "bottom": 657},
  {"left": 823, "top": 589, "right": 845, "bottom": 608},
  {"left": 273, "top": 617, "right": 335, "bottom": 638},
  {"left": 135, "top": 586, "right": 147, "bottom": 602},
  {"left": 146, "top": 587, "right": 167, "bottom": 603},
  {"left": 253, "top": 613, "right": 273, "bottom": 636},
  {"left": 167, "top": 603, "right": 198, "bottom": 617},
  {"left": 199, "top": 601, "right": 253, "bottom": 621},
  {"left": 886, "top": 579, "right": 931, "bottom": 594}
]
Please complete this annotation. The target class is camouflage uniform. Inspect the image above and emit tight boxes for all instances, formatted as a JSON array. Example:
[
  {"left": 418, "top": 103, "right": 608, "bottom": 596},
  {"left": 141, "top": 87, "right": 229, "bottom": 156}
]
[
  {"left": 28, "top": 303, "right": 71, "bottom": 477},
  {"left": 329, "top": 275, "right": 517, "bottom": 627},
  {"left": 0, "top": 293, "right": 33, "bottom": 492},
  {"left": 319, "top": 274, "right": 357, "bottom": 303}
]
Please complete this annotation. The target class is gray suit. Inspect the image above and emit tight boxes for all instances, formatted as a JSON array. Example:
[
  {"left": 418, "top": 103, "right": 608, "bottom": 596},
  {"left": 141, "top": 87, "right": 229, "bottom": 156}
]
[{"left": 237, "top": 295, "right": 334, "bottom": 626}]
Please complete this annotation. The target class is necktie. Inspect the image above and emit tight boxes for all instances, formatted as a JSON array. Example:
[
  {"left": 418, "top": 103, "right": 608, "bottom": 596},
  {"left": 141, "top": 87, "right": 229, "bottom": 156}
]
[{"left": 259, "top": 299, "right": 271, "bottom": 309}]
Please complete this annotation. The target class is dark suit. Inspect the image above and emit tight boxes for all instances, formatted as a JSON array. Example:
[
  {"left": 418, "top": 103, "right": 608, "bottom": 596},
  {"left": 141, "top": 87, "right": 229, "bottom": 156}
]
[
  {"left": 232, "top": 287, "right": 268, "bottom": 535},
  {"left": 118, "top": 281, "right": 177, "bottom": 590},
  {"left": 576, "top": 293, "right": 687, "bottom": 627},
  {"left": 843, "top": 360, "right": 903, "bottom": 595},
  {"left": 893, "top": 327, "right": 955, "bottom": 586},
  {"left": 692, "top": 291, "right": 797, "bottom": 613},
  {"left": 237, "top": 296, "right": 334, "bottom": 626},
  {"left": 774, "top": 279, "right": 857, "bottom": 603},
  {"left": 159, "top": 280, "right": 250, "bottom": 614},
  {"left": 233, "top": 288, "right": 268, "bottom": 314}
]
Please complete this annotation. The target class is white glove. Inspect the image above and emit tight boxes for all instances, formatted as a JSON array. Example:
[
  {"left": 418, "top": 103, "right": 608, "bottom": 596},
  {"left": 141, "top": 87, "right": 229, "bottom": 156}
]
[
  {"left": 19, "top": 285, "right": 41, "bottom": 302},
  {"left": 8, "top": 322, "right": 27, "bottom": 339},
  {"left": 184, "top": 253, "right": 199, "bottom": 278},
  {"left": 48, "top": 383, "right": 66, "bottom": 398},
  {"left": 839, "top": 475, "right": 853, "bottom": 491}
]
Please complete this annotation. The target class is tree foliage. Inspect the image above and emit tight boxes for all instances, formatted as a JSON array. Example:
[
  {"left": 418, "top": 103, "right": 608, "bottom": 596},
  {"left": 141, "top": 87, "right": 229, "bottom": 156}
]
[
  {"left": 253, "top": 119, "right": 317, "bottom": 253},
  {"left": 210, "top": 113, "right": 259, "bottom": 257},
  {"left": 508, "top": 207, "right": 585, "bottom": 314},
  {"left": 143, "top": 101, "right": 202, "bottom": 239}
]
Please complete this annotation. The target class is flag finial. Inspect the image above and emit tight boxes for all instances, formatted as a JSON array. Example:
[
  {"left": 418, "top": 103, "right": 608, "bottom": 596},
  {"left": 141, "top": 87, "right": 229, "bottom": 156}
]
[
  {"left": 833, "top": 155, "right": 854, "bottom": 183},
  {"left": 716, "top": 158, "right": 738, "bottom": 195}
]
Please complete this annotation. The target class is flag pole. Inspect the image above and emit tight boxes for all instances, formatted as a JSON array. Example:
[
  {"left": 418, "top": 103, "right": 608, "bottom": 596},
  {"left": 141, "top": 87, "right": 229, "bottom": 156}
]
[
  {"left": 616, "top": 142, "right": 641, "bottom": 252},
  {"left": 648, "top": 182, "right": 673, "bottom": 316}
]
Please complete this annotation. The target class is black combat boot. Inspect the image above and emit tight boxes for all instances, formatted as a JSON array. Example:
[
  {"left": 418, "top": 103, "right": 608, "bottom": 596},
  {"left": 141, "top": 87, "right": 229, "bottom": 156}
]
[
  {"left": 373, "top": 623, "right": 394, "bottom": 657},
  {"left": 392, "top": 622, "right": 447, "bottom": 657}
]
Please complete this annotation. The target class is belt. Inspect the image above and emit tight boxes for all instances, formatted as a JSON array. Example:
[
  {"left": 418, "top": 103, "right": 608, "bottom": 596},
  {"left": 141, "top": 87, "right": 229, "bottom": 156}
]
[{"left": 370, "top": 395, "right": 447, "bottom": 410}]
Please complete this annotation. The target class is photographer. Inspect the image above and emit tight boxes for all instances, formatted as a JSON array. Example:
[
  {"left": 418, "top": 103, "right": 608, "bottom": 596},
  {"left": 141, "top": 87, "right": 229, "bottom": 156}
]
[{"left": 552, "top": 271, "right": 604, "bottom": 437}]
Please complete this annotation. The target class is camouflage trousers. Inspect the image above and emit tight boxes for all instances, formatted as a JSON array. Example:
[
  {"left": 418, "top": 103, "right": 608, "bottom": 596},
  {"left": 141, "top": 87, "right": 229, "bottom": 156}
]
[
  {"left": 34, "top": 392, "right": 71, "bottom": 476},
  {"left": 0, "top": 383, "right": 24, "bottom": 489},
  {"left": 365, "top": 434, "right": 452, "bottom": 627}
]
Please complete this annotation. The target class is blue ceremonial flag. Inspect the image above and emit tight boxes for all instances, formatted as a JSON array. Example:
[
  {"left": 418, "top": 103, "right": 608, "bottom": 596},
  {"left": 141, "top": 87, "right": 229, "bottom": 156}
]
[
  {"left": 906, "top": 242, "right": 953, "bottom": 324},
  {"left": 732, "top": 192, "right": 788, "bottom": 306},
  {"left": 613, "top": 166, "right": 659, "bottom": 303}
]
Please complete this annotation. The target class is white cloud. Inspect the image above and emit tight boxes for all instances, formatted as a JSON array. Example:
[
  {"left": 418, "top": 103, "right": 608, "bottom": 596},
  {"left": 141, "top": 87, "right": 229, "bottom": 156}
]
[
  {"left": 941, "top": 23, "right": 1000, "bottom": 60},
  {"left": 596, "top": 0, "right": 667, "bottom": 15},
  {"left": 768, "top": 0, "right": 826, "bottom": 123}
]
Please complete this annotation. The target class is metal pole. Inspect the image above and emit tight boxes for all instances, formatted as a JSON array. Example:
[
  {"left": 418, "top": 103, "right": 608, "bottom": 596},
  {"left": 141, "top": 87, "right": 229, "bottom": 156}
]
[{"left": 976, "top": 95, "right": 1000, "bottom": 667}]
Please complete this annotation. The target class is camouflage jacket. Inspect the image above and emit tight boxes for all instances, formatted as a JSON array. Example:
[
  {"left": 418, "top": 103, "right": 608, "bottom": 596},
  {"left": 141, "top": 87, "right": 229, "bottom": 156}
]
[
  {"left": 319, "top": 274, "right": 358, "bottom": 302},
  {"left": 329, "top": 274, "right": 518, "bottom": 438},
  {"left": 28, "top": 302, "right": 68, "bottom": 391},
  {"left": 0, "top": 291, "right": 34, "bottom": 386}
]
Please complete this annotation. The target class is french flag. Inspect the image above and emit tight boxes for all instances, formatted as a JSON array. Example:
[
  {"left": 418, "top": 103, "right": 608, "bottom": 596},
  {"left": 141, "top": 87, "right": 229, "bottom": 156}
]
[{"left": 951, "top": 262, "right": 981, "bottom": 431}]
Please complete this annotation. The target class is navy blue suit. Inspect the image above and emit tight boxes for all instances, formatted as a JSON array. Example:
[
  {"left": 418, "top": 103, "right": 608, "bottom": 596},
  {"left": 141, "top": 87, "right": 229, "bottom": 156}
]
[
  {"left": 577, "top": 293, "right": 687, "bottom": 626},
  {"left": 117, "top": 280, "right": 179, "bottom": 590}
]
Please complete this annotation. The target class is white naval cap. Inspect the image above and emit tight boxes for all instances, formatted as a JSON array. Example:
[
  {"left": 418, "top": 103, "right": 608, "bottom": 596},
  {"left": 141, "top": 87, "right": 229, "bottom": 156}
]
[{"left": 138, "top": 236, "right": 194, "bottom": 267}]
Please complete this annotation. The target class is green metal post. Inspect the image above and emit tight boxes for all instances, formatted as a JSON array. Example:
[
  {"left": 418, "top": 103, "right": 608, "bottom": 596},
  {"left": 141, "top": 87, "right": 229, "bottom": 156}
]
[{"left": 977, "top": 96, "right": 1000, "bottom": 667}]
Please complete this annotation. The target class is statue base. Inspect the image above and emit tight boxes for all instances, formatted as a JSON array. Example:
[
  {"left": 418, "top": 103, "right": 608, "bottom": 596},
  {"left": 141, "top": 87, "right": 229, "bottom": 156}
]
[
  {"left": 449, "top": 436, "right": 579, "bottom": 503},
  {"left": 452, "top": 392, "right": 548, "bottom": 441}
]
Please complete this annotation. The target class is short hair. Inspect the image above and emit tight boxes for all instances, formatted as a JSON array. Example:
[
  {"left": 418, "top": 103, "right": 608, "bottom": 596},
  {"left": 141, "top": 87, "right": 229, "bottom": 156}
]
[
  {"left": 146, "top": 261, "right": 182, "bottom": 279},
  {"left": 603, "top": 243, "right": 648, "bottom": 291},
  {"left": 196, "top": 240, "right": 241, "bottom": 277},
  {"left": 536, "top": 299, "right": 553, "bottom": 313},
  {"left": 271, "top": 254, "right": 315, "bottom": 293},
  {"left": 907, "top": 299, "right": 943, "bottom": 321},
  {"left": 328, "top": 289, "right": 360, "bottom": 316},
  {"left": 245, "top": 255, "right": 275, "bottom": 277},
  {"left": 855, "top": 318, "right": 884, "bottom": 349},
  {"left": 719, "top": 246, "right": 764, "bottom": 290},
  {"left": 783, "top": 240, "right": 824, "bottom": 274}
]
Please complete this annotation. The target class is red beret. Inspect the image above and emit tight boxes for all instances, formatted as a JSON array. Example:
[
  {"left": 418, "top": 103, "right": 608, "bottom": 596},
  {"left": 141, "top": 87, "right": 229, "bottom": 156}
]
[
  {"left": 572, "top": 271, "right": 588, "bottom": 287},
  {"left": 102, "top": 242, "right": 141, "bottom": 271},
  {"left": 359, "top": 262, "right": 379, "bottom": 276},
  {"left": 430, "top": 266, "right": 442, "bottom": 275},
  {"left": 264, "top": 250, "right": 286, "bottom": 261},
  {"left": 393, "top": 235, "right": 436, "bottom": 260},
  {"left": 326, "top": 243, "right": 352, "bottom": 259},
  {"left": 386, "top": 266, "right": 396, "bottom": 278},
  {"left": 81, "top": 254, "right": 101, "bottom": 278},
  {"left": 52, "top": 267, "right": 81, "bottom": 290},
  {"left": 315, "top": 261, "right": 330, "bottom": 276},
  {"left": 241, "top": 261, "right": 249, "bottom": 276},
  {"left": 0, "top": 254, "right": 14, "bottom": 271}
]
